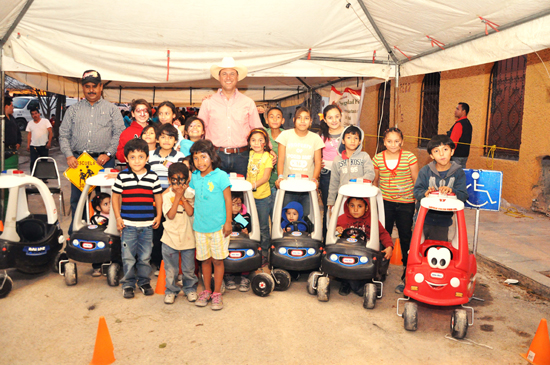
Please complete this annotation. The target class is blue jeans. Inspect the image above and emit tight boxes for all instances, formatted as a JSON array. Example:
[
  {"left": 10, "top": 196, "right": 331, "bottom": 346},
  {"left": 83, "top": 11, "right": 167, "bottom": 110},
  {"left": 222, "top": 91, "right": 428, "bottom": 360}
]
[
  {"left": 69, "top": 155, "right": 115, "bottom": 235},
  {"left": 161, "top": 244, "right": 198, "bottom": 295},
  {"left": 218, "top": 150, "right": 249, "bottom": 177},
  {"left": 255, "top": 196, "right": 271, "bottom": 253},
  {"left": 319, "top": 169, "right": 331, "bottom": 240},
  {"left": 120, "top": 225, "right": 153, "bottom": 289}
]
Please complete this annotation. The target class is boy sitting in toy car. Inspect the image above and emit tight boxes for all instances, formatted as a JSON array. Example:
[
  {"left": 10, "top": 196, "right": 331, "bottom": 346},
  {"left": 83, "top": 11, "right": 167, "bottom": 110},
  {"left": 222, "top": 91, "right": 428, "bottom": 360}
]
[
  {"left": 281, "top": 201, "right": 308, "bottom": 232},
  {"left": 336, "top": 197, "right": 394, "bottom": 296}
]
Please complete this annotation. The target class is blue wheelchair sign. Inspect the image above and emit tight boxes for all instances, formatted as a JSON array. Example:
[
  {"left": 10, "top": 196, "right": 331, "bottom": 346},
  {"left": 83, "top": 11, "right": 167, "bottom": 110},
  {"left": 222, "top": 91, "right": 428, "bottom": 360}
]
[{"left": 464, "top": 169, "right": 502, "bottom": 211}]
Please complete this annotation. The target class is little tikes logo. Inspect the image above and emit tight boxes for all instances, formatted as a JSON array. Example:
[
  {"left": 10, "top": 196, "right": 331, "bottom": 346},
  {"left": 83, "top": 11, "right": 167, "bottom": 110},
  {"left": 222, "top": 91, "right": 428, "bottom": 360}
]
[{"left": 24, "top": 245, "right": 49, "bottom": 256}]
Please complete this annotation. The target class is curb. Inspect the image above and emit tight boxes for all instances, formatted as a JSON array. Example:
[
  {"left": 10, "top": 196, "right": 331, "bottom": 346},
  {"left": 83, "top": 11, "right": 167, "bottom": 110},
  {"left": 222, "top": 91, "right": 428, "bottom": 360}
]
[{"left": 478, "top": 253, "right": 550, "bottom": 300}]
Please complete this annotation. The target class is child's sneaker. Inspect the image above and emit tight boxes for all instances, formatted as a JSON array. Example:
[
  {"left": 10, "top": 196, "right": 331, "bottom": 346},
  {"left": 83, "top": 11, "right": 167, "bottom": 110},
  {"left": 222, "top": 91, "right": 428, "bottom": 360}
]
[
  {"left": 187, "top": 291, "right": 198, "bottom": 302},
  {"left": 195, "top": 290, "right": 212, "bottom": 307},
  {"left": 92, "top": 267, "right": 102, "bottom": 277},
  {"left": 239, "top": 277, "right": 251, "bottom": 292},
  {"left": 123, "top": 287, "right": 134, "bottom": 299},
  {"left": 211, "top": 292, "right": 223, "bottom": 310},
  {"left": 139, "top": 283, "right": 154, "bottom": 296},
  {"left": 164, "top": 293, "right": 176, "bottom": 304},
  {"left": 225, "top": 275, "right": 237, "bottom": 290},
  {"left": 395, "top": 280, "right": 405, "bottom": 294}
]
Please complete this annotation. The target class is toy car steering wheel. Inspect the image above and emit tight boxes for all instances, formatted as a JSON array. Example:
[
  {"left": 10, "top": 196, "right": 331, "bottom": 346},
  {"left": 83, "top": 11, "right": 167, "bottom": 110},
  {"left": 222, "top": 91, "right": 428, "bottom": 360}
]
[
  {"left": 232, "top": 221, "right": 245, "bottom": 232},
  {"left": 284, "top": 222, "right": 301, "bottom": 232},
  {"left": 340, "top": 228, "right": 367, "bottom": 242},
  {"left": 90, "top": 215, "right": 108, "bottom": 226}
]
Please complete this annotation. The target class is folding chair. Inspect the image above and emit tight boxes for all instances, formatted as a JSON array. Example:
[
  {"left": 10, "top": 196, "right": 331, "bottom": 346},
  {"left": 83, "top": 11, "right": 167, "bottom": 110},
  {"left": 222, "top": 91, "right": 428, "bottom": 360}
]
[{"left": 26, "top": 157, "right": 66, "bottom": 216}]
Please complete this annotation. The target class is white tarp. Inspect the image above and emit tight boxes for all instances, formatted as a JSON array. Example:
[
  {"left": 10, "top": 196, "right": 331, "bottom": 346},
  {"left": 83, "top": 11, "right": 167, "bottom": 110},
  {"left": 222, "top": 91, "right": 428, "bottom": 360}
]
[{"left": 1, "top": 0, "right": 550, "bottom": 102}]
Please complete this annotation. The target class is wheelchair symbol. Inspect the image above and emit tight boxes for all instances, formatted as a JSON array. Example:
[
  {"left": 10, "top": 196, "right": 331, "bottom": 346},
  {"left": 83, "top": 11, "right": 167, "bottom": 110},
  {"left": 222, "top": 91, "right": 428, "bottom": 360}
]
[{"left": 466, "top": 171, "right": 497, "bottom": 208}]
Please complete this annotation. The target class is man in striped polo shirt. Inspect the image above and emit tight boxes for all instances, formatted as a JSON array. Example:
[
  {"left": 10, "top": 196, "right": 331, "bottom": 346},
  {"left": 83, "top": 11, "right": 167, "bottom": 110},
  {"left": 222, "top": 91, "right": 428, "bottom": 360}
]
[
  {"left": 112, "top": 138, "right": 162, "bottom": 299},
  {"left": 59, "top": 70, "right": 125, "bottom": 237}
]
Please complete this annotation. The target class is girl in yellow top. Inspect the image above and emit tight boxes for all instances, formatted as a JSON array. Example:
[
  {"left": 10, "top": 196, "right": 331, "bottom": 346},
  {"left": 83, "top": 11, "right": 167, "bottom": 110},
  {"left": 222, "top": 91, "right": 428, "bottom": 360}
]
[{"left": 246, "top": 128, "right": 273, "bottom": 258}]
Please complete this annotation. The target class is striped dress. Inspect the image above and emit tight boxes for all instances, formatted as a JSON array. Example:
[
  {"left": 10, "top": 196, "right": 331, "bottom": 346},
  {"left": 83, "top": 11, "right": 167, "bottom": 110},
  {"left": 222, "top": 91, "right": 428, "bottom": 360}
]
[{"left": 373, "top": 150, "right": 417, "bottom": 203}]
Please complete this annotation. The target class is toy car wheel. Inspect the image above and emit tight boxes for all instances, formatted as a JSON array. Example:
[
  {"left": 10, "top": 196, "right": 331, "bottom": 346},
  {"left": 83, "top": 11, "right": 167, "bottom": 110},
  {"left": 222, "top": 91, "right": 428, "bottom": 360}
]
[
  {"left": 307, "top": 271, "right": 321, "bottom": 295},
  {"left": 251, "top": 273, "right": 275, "bottom": 297},
  {"left": 273, "top": 269, "right": 291, "bottom": 291},
  {"left": 0, "top": 274, "right": 13, "bottom": 299},
  {"left": 363, "top": 283, "right": 376, "bottom": 309},
  {"left": 51, "top": 252, "right": 68, "bottom": 273},
  {"left": 317, "top": 276, "right": 330, "bottom": 302},
  {"left": 107, "top": 263, "right": 121, "bottom": 287},
  {"left": 451, "top": 309, "right": 468, "bottom": 339},
  {"left": 64, "top": 262, "right": 78, "bottom": 286},
  {"left": 403, "top": 302, "right": 418, "bottom": 331}
]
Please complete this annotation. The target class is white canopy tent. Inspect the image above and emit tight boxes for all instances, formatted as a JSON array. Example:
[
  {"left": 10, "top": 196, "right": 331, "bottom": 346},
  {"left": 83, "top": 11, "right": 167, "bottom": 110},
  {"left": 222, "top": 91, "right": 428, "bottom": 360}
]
[{"left": 1, "top": 0, "right": 549, "bottom": 104}]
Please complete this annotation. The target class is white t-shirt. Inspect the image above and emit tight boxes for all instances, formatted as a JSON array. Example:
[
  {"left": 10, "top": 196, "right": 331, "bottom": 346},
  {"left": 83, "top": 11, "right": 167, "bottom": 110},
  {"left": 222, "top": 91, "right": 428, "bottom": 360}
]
[
  {"left": 26, "top": 118, "right": 52, "bottom": 146},
  {"left": 276, "top": 129, "right": 324, "bottom": 179}
]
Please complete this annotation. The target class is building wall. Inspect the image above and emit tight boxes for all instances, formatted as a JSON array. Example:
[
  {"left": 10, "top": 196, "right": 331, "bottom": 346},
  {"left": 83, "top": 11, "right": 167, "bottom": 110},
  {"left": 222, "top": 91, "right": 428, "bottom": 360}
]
[{"left": 358, "top": 49, "right": 550, "bottom": 210}]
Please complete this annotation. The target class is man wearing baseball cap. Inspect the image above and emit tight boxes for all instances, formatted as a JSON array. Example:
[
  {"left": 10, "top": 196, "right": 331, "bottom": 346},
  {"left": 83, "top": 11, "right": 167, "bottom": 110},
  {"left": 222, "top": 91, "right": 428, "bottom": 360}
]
[
  {"left": 198, "top": 57, "right": 265, "bottom": 176},
  {"left": 59, "top": 70, "right": 124, "bottom": 246}
]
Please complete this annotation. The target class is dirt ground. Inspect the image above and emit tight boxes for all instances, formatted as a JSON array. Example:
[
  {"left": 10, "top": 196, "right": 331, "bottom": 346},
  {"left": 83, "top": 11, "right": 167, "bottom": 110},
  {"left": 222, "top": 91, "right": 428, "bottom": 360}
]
[
  {"left": 1, "top": 259, "right": 548, "bottom": 364},
  {"left": 2, "top": 135, "right": 549, "bottom": 364}
]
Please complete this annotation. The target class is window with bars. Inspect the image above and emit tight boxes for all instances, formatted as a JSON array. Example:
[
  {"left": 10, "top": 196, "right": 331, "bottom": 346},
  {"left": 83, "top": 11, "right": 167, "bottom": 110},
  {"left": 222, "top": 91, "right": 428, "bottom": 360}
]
[
  {"left": 486, "top": 55, "right": 527, "bottom": 160},
  {"left": 377, "top": 80, "right": 391, "bottom": 153},
  {"left": 418, "top": 73, "right": 440, "bottom": 148}
]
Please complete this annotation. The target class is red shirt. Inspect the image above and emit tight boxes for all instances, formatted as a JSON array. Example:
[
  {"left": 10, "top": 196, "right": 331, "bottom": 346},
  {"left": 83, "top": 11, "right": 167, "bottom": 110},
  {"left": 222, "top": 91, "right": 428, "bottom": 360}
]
[{"left": 116, "top": 121, "right": 145, "bottom": 162}]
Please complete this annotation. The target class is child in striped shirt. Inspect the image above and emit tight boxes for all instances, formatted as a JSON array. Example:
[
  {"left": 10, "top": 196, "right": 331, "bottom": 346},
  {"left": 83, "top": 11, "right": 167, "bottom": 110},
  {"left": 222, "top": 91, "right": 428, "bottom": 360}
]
[
  {"left": 373, "top": 127, "right": 418, "bottom": 294},
  {"left": 112, "top": 138, "right": 163, "bottom": 299},
  {"left": 148, "top": 123, "right": 185, "bottom": 272}
]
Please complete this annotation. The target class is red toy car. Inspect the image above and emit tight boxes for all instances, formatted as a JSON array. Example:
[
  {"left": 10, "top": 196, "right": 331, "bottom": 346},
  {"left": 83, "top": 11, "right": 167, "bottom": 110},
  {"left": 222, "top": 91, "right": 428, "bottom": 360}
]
[{"left": 397, "top": 191, "right": 476, "bottom": 339}]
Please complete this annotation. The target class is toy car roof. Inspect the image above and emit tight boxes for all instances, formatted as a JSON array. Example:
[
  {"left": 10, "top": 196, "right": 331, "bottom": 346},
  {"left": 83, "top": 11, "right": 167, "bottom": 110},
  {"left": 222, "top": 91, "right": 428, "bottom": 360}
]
[
  {"left": 228, "top": 173, "right": 253, "bottom": 192},
  {"left": 338, "top": 179, "right": 378, "bottom": 198},
  {"left": 280, "top": 175, "right": 316, "bottom": 192},
  {"left": 420, "top": 192, "right": 464, "bottom": 212}
]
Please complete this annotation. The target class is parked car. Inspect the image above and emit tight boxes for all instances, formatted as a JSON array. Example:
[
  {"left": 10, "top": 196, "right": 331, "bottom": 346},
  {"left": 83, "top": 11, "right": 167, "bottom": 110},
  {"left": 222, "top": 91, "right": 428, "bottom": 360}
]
[{"left": 12, "top": 96, "right": 78, "bottom": 131}]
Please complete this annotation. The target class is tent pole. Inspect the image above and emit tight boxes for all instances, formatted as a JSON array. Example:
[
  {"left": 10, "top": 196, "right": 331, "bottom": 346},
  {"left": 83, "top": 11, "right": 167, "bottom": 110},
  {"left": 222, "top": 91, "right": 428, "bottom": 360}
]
[
  {"left": 119, "top": 86, "right": 121, "bottom": 103},
  {"left": 190, "top": 87, "right": 192, "bottom": 106},
  {"left": 1, "top": 49, "right": 5, "bottom": 220},
  {"left": 356, "top": 1, "right": 398, "bottom": 64},
  {"left": 0, "top": 0, "right": 35, "bottom": 48},
  {"left": 394, "top": 64, "right": 400, "bottom": 128}
]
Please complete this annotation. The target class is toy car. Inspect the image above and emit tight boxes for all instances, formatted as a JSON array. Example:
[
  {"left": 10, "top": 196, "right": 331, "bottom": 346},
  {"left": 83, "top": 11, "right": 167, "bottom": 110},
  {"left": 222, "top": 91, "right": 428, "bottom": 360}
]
[
  {"left": 266, "top": 174, "right": 323, "bottom": 293},
  {"left": 310, "top": 179, "right": 388, "bottom": 308},
  {"left": 396, "top": 191, "right": 477, "bottom": 339},
  {"left": 224, "top": 174, "right": 268, "bottom": 296},
  {"left": 58, "top": 169, "right": 122, "bottom": 287},
  {"left": 0, "top": 170, "right": 64, "bottom": 298}
]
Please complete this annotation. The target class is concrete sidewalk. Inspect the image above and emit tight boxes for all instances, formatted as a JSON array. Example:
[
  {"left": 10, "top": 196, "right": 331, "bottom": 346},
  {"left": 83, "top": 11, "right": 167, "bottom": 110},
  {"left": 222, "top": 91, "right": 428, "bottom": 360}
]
[
  {"left": 464, "top": 206, "right": 550, "bottom": 298},
  {"left": 16, "top": 138, "right": 550, "bottom": 299}
]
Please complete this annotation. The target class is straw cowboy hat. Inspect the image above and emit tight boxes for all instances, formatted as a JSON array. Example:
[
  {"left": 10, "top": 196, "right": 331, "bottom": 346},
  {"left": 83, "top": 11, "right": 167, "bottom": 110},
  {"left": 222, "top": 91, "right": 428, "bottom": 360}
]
[{"left": 210, "top": 57, "right": 248, "bottom": 81}]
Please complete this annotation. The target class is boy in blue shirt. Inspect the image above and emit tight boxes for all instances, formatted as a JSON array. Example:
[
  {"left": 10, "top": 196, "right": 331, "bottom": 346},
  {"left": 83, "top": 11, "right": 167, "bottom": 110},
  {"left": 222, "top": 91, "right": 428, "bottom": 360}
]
[
  {"left": 413, "top": 135, "right": 468, "bottom": 241},
  {"left": 112, "top": 138, "right": 163, "bottom": 299}
]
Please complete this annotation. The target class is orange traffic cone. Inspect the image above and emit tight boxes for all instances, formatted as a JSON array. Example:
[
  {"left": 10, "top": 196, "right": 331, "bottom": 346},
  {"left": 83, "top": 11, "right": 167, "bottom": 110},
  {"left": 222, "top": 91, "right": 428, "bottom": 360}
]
[
  {"left": 90, "top": 316, "right": 115, "bottom": 365},
  {"left": 0, "top": 220, "right": 3, "bottom": 231},
  {"left": 390, "top": 238, "right": 403, "bottom": 266},
  {"left": 155, "top": 260, "right": 166, "bottom": 295},
  {"left": 521, "top": 319, "right": 550, "bottom": 365}
]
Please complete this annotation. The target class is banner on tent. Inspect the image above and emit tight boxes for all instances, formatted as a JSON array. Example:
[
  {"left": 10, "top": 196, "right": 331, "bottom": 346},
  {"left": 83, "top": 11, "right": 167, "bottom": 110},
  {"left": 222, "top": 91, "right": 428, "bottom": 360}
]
[{"left": 329, "top": 86, "right": 362, "bottom": 127}]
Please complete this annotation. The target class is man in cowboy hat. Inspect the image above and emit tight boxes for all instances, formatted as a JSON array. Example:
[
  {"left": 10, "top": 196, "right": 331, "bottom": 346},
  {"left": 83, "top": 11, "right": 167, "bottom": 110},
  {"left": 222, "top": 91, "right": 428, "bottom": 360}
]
[{"left": 198, "top": 57, "right": 264, "bottom": 176}]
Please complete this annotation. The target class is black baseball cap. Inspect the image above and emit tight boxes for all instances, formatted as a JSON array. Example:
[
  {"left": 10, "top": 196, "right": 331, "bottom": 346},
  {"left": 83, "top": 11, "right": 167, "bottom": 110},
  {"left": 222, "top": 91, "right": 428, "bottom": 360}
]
[{"left": 81, "top": 70, "right": 101, "bottom": 85}]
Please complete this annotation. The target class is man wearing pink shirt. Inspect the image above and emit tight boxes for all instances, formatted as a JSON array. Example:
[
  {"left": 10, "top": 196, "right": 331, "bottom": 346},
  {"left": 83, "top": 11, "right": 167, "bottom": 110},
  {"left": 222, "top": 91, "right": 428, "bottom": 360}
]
[{"left": 198, "top": 57, "right": 264, "bottom": 176}]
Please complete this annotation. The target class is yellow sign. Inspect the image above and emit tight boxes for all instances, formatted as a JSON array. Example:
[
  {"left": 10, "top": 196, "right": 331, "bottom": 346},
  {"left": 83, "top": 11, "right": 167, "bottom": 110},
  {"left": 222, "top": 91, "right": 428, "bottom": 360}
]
[{"left": 63, "top": 152, "right": 102, "bottom": 194}]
